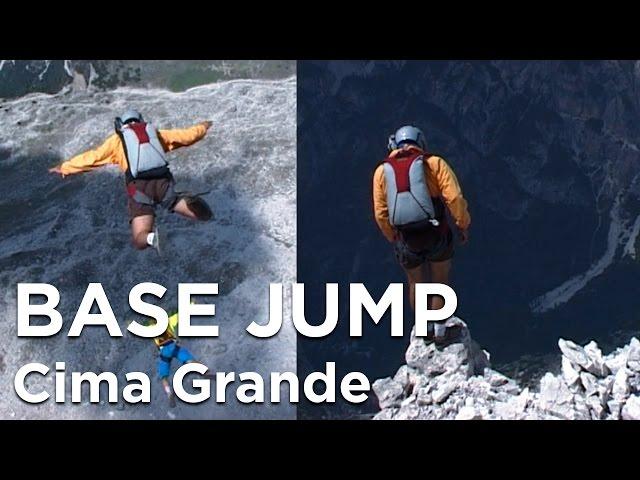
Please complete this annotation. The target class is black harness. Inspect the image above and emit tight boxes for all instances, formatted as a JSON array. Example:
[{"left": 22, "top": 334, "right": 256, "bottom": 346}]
[{"left": 159, "top": 341, "right": 181, "bottom": 363}]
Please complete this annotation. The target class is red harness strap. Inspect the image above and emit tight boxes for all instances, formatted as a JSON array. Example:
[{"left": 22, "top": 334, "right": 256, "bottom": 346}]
[
  {"left": 129, "top": 122, "right": 150, "bottom": 144},
  {"left": 126, "top": 183, "right": 154, "bottom": 205},
  {"left": 383, "top": 150, "right": 427, "bottom": 193}
]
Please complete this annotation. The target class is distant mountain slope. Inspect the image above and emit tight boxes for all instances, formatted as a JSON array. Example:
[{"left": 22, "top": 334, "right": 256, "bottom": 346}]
[
  {"left": 0, "top": 60, "right": 296, "bottom": 98},
  {"left": 298, "top": 60, "right": 640, "bottom": 418}
]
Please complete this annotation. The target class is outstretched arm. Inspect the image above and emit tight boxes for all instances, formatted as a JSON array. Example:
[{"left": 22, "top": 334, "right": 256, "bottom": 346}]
[
  {"left": 49, "top": 134, "right": 119, "bottom": 177},
  {"left": 158, "top": 121, "right": 212, "bottom": 152}
]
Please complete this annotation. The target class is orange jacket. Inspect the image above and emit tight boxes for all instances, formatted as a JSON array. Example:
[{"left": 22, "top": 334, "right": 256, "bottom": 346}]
[
  {"left": 372, "top": 146, "right": 471, "bottom": 242},
  {"left": 58, "top": 123, "right": 208, "bottom": 176}
]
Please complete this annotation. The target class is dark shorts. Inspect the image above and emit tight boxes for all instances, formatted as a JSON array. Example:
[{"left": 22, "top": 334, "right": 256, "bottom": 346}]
[
  {"left": 156, "top": 341, "right": 195, "bottom": 380},
  {"left": 394, "top": 223, "right": 454, "bottom": 269},
  {"left": 126, "top": 175, "right": 179, "bottom": 221}
]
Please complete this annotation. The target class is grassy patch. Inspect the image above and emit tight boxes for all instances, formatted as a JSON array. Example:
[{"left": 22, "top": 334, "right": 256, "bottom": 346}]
[{"left": 168, "top": 69, "right": 226, "bottom": 92}]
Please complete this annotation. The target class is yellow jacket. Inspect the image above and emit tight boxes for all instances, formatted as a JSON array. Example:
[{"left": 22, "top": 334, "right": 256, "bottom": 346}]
[
  {"left": 153, "top": 311, "right": 180, "bottom": 348},
  {"left": 372, "top": 146, "right": 471, "bottom": 242},
  {"left": 58, "top": 123, "right": 208, "bottom": 176}
]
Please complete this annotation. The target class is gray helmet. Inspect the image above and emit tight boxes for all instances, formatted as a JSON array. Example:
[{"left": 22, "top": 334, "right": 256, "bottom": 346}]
[
  {"left": 389, "top": 125, "right": 427, "bottom": 151},
  {"left": 120, "top": 109, "right": 144, "bottom": 124}
]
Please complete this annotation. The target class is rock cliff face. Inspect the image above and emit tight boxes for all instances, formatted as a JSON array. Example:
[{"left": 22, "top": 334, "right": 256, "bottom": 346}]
[
  {"left": 373, "top": 317, "right": 640, "bottom": 420},
  {"left": 0, "top": 75, "right": 296, "bottom": 419}
]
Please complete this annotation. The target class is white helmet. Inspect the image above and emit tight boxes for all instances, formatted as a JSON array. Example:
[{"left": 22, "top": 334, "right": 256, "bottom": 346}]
[
  {"left": 388, "top": 125, "right": 427, "bottom": 152},
  {"left": 120, "top": 109, "right": 144, "bottom": 124},
  {"left": 115, "top": 110, "right": 144, "bottom": 132}
]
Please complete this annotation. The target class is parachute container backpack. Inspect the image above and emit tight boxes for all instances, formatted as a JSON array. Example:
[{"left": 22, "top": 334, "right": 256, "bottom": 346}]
[
  {"left": 115, "top": 117, "right": 170, "bottom": 182},
  {"left": 383, "top": 149, "right": 440, "bottom": 230}
]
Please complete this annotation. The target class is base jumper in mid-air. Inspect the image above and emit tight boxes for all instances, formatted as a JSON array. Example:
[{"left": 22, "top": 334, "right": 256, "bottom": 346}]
[
  {"left": 141, "top": 309, "right": 214, "bottom": 408},
  {"left": 49, "top": 110, "right": 214, "bottom": 254}
]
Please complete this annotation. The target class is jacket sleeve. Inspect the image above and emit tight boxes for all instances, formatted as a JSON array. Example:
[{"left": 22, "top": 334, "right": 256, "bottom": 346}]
[
  {"left": 431, "top": 156, "right": 471, "bottom": 230},
  {"left": 372, "top": 164, "right": 397, "bottom": 242},
  {"left": 59, "top": 134, "right": 120, "bottom": 176},
  {"left": 157, "top": 124, "right": 207, "bottom": 152}
]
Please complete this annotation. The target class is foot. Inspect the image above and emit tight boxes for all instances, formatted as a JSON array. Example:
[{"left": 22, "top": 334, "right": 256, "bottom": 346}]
[
  {"left": 152, "top": 225, "right": 166, "bottom": 256},
  {"left": 426, "top": 317, "right": 465, "bottom": 345},
  {"left": 167, "top": 391, "right": 176, "bottom": 408},
  {"left": 186, "top": 195, "right": 214, "bottom": 221},
  {"left": 426, "top": 320, "right": 449, "bottom": 345}
]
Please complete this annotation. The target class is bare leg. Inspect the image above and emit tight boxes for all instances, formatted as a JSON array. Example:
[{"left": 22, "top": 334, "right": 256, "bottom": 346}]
[
  {"left": 161, "top": 378, "right": 171, "bottom": 394},
  {"left": 172, "top": 197, "right": 212, "bottom": 221},
  {"left": 161, "top": 377, "right": 176, "bottom": 408},
  {"left": 131, "top": 214, "right": 155, "bottom": 250},
  {"left": 173, "top": 199, "right": 198, "bottom": 220},
  {"left": 404, "top": 263, "right": 428, "bottom": 312},
  {"left": 428, "top": 259, "right": 452, "bottom": 310}
]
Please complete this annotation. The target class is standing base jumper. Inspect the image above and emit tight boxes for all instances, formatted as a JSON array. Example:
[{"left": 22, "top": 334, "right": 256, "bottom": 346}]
[{"left": 372, "top": 125, "right": 471, "bottom": 342}]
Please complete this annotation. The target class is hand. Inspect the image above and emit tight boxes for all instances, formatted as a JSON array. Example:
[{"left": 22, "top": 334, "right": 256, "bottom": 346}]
[
  {"left": 458, "top": 228, "right": 469, "bottom": 245},
  {"left": 48, "top": 166, "right": 63, "bottom": 176},
  {"left": 200, "top": 120, "right": 213, "bottom": 131}
]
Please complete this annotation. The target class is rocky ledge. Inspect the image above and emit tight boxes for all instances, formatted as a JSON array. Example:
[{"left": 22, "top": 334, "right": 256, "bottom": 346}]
[{"left": 373, "top": 317, "right": 640, "bottom": 420}]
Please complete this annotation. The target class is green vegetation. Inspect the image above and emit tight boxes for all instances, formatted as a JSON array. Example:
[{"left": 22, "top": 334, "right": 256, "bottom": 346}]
[
  {"left": 168, "top": 69, "right": 226, "bottom": 92},
  {"left": 87, "top": 60, "right": 295, "bottom": 92}
]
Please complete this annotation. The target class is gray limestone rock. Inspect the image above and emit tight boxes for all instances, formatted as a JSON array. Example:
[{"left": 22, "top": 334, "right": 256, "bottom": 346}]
[
  {"left": 539, "top": 373, "right": 574, "bottom": 409},
  {"left": 456, "top": 406, "right": 482, "bottom": 420},
  {"left": 621, "top": 395, "right": 640, "bottom": 420},
  {"left": 584, "top": 341, "right": 610, "bottom": 377},
  {"left": 432, "top": 380, "right": 459, "bottom": 404},
  {"left": 612, "top": 367, "right": 631, "bottom": 401},
  {"left": 562, "top": 356, "right": 581, "bottom": 386},
  {"left": 580, "top": 372, "right": 598, "bottom": 397},
  {"left": 628, "top": 338, "right": 640, "bottom": 373},
  {"left": 558, "top": 339, "right": 592, "bottom": 371},
  {"left": 374, "top": 317, "right": 639, "bottom": 421},
  {"left": 372, "top": 377, "right": 405, "bottom": 409},
  {"left": 586, "top": 395, "right": 606, "bottom": 420}
]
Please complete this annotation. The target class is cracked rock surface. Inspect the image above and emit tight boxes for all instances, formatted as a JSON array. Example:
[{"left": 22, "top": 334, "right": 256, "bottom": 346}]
[{"left": 373, "top": 317, "right": 640, "bottom": 420}]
